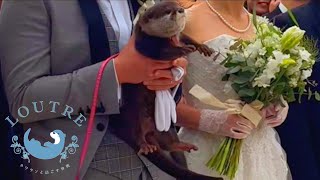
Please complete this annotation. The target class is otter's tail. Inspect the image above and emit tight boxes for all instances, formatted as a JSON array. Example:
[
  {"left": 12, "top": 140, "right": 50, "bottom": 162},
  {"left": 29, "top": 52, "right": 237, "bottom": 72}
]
[{"left": 145, "top": 150, "right": 223, "bottom": 180}]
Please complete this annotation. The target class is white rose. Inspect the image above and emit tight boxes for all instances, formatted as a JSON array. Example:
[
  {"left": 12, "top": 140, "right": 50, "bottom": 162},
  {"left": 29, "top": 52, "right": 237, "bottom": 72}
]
[{"left": 301, "top": 69, "right": 312, "bottom": 80}]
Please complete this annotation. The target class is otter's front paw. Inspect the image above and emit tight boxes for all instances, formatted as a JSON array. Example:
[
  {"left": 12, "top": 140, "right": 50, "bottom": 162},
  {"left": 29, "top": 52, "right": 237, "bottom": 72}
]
[
  {"left": 181, "top": 45, "right": 196, "bottom": 55},
  {"left": 138, "top": 143, "right": 158, "bottom": 155},
  {"left": 197, "top": 44, "right": 215, "bottom": 57}
]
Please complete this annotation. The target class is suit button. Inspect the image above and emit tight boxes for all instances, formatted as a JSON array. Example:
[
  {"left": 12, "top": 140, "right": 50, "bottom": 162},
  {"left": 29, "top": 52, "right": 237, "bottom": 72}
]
[{"left": 96, "top": 123, "right": 105, "bottom": 131}]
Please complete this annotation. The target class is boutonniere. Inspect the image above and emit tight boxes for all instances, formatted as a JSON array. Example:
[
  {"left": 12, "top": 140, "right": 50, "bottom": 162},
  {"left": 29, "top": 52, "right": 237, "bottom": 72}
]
[{"left": 133, "top": 0, "right": 156, "bottom": 25}]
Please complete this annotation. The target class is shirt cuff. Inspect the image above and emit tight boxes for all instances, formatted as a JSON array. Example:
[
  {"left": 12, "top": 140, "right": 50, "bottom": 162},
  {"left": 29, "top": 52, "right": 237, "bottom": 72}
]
[{"left": 113, "top": 59, "right": 122, "bottom": 103}]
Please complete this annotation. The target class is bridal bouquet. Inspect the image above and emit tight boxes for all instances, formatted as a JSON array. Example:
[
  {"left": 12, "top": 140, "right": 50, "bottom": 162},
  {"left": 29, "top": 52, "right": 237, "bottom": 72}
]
[{"left": 206, "top": 16, "right": 319, "bottom": 179}]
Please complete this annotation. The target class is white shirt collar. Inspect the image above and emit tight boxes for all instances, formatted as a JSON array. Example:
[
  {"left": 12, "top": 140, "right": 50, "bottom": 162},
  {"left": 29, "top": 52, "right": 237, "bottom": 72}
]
[{"left": 278, "top": 3, "right": 288, "bottom": 13}]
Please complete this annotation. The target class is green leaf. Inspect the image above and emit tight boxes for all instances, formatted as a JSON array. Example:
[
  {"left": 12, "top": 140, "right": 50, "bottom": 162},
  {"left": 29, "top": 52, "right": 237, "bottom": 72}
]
[
  {"left": 222, "top": 74, "right": 230, "bottom": 81},
  {"left": 242, "top": 66, "right": 255, "bottom": 72},
  {"left": 308, "top": 88, "right": 312, "bottom": 100},
  {"left": 227, "top": 66, "right": 241, "bottom": 74},
  {"left": 315, "top": 91, "right": 320, "bottom": 101},
  {"left": 238, "top": 88, "right": 256, "bottom": 97},
  {"left": 272, "top": 82, "right": 286, "bottom": 95},
  {"left": 224, "top": 62, "right": 239, "bottom": 68},
  {"left": 229, "top": 39, "right": 243, "bottom": 50},
  {"left": 287, "top": 9, "right": 300, "bottom": 27},
  {"left": 220, "top": 56, "right": 232, "bottom": 65},
  {"left": 230, "top": 54, "right": 246, "bottom": 63},
  {"left": 233, "top": 76, "right": 250, "bottom": 84},
  {"left": 298, "top": 87, "right": 304, "bottom": 103},
  {"left": 287, "top": 88, "right": 296, "bottom": 103},
  {"left": 252, "top": 3, "right": 258, "bottom": 29},
  {"left": 231, "top": 83, "right": 241, "bottom": 92}
]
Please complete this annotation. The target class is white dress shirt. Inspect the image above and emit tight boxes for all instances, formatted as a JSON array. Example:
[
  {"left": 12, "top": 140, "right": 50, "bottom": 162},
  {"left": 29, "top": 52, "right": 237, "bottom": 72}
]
[
  {"left": 279, "top": 3, "right": 288, "bottom": 13},
  {"left": 98, "top": 0, "right": 132, "bottom": 49},
  {"left": 97, "top": 0, "right": 133, "bottom": 102}
]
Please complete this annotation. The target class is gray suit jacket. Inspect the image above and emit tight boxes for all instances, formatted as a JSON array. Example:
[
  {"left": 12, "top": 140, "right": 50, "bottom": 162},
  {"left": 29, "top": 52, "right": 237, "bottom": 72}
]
[{"left": 0, "top": 0, "right": 173, "bottom": 180}]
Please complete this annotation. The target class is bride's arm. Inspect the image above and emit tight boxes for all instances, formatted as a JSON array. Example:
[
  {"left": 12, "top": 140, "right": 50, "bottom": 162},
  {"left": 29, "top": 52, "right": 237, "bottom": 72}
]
[
  {"left": 176, "top": 100, "right": 256, "bottom": 139},
  {"left": 176, "top": 102, "right": 201, "bottom": 129}
]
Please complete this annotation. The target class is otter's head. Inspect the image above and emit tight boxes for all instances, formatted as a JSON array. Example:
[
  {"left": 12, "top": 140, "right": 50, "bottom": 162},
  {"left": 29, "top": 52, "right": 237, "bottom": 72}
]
[{"left": 139, "top": 1, "right": 186, "bottom": 38}]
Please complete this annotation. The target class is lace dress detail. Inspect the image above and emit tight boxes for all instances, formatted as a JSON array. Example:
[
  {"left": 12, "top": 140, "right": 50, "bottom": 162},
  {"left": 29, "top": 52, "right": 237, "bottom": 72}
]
[{"left": 178, "top": 35, "right": 291, "bottom": 180}]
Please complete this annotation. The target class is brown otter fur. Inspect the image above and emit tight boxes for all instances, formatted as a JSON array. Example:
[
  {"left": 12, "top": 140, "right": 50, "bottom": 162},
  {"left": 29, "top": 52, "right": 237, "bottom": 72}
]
[{"left": 109, "top": 1, "right": 221, "bottom": 180}]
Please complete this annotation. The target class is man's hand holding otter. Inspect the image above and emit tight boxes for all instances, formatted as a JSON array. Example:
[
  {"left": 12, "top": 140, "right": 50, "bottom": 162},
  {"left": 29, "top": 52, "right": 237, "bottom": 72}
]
[{"left": 114, "top": 36, "right": 187, "bottom": 91}]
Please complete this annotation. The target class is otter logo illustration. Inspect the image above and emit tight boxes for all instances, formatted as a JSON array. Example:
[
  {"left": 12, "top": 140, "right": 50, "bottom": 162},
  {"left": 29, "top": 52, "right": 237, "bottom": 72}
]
[
  {"left": 10, "top": 128, "right": 79, "bottom": 163},
  {"left": 24, "top": 128, "right": 66, "bottom": 160}
]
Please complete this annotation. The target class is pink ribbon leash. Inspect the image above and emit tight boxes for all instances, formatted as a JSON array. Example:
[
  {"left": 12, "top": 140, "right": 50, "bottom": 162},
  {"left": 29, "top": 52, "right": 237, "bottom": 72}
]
[{"left": 75, "top": 54, "right": 119, "bottom": 180}]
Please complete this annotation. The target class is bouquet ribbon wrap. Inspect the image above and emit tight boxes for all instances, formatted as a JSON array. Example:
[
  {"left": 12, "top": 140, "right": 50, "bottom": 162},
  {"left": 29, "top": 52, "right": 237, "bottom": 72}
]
[{"left": 189, "top": 84, "right": 263, "bottom": 127}]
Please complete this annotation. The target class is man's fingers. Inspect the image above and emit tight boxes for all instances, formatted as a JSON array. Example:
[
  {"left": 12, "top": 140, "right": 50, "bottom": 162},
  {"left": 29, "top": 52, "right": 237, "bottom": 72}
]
[
  {"left": 146, "top": 85, "right": 179, "bottom": 91},
  {"left": 151, "top": 62, "right": 173, "bottom": 71},
  {"left": 153, "top": 70, "right": 174, "bottom": 79},
  {"left": 144, "top": 79, "right": 181, "bottom": 86},
  {"left": 173, "top": 57, "right": 188, "bottom": 68}
]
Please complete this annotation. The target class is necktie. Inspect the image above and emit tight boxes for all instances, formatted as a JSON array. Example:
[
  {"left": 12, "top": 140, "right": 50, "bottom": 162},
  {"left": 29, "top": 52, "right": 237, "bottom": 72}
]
[{"left": 78, "top": 0, "right": 111, "bottom": 63}]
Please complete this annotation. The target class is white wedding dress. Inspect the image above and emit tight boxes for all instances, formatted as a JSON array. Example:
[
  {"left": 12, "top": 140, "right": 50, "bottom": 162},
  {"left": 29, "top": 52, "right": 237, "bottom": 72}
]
[{"left": 178, "top": 34, "right": 291, "bottom": 180}]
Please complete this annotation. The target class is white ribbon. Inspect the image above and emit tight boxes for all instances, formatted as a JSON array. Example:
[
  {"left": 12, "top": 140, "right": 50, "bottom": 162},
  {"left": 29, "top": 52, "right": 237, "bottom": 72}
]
[{"left": 155, "top": 67, "right": 184, "bottom": 132}]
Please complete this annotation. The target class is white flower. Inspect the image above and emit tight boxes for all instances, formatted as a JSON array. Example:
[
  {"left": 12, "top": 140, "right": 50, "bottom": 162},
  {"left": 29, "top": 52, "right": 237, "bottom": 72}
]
[
  {"left": 289, "top": 78, "right": 298, "bottom": 87},
  {"left": 257, "top": 16, "right": 270, "bottom": 24},
  {"left": 299, "top": 49, "right": 311, "bottom": 61},
  {"left": 281, "top": 26, "right": 305, "bottom": 50},
  {"left": 263, "top": 35, "right": 281, "bottom": 48},
  {"left": 253, "top": 51, "right": 289, "bottom": 88},
  {"left": 259, "top": 47, "right": 267, "bottom": 56},
  {"left": 301, "top": 69, "right": 312, "bottom": 80},
  {"left": 286, "top": 60, "right": 302, "bottom": 76},
  {"left": 253, "top": 74, "right": 272, "bottom": 87},
  {"left": 244, "top": 40, "right": 262, "bottom": 59},
  {"left": 273, "top": 50, "right": 290, "bottom": 63},
  {"left": 255, "top": 57, "right": 265, "bottom": 67}
]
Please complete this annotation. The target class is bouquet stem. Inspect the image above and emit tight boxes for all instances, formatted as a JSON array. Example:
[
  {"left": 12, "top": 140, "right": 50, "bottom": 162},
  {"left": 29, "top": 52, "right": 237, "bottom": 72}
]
[{"left": 206, "top": 138, "right": 243, "bottom": 179}]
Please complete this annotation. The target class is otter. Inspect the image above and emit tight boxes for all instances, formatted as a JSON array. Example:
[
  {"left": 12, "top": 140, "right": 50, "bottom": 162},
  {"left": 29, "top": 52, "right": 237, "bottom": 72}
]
[
  {"left": 134, "top": 1, "right": 214, "bottom": 60},
  {"left": 109, "top": 1, "right": 221, "bottom": 180}
]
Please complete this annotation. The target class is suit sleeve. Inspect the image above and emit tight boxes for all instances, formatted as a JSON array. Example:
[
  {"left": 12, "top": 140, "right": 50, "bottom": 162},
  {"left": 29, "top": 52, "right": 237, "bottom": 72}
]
[{"left": 0, "top": 0, "right": 120, "bottom": 123}]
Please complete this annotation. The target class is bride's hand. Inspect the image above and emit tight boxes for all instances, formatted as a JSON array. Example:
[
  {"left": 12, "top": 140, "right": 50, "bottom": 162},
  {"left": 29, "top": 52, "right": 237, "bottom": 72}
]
[
  {"left": 262, "top": 97, "right": 289, "bottom": 127},
  {"left": 198, "top": 109, "right": 255, "bottom": 139}
]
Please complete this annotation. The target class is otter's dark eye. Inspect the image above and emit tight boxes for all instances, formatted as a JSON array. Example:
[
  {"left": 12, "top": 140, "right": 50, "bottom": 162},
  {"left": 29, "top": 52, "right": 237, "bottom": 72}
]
[
  {"left": 178, "top": 8, "right": 184, "bottom": 13},
  {"left": 165, "top": 9, "right": 171, "bottom": 15}
]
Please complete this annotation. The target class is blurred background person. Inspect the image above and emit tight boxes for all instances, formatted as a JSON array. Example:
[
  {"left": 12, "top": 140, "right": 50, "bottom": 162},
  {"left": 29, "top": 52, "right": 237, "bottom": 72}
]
[
  {"left": 273, "top": 0, "right": 320, "bottom": 179},
  {"left": 246, "top": 0, "right": 308, "bottom": 19},
  {"left": 176, "top": 0, "right": 199, "bottom": 9},
  {"left": 266, "top": 0, "right": 309, "bottom": 19},
  {"left": 246, "top": 0, "right": 277, "bottom": 16}
]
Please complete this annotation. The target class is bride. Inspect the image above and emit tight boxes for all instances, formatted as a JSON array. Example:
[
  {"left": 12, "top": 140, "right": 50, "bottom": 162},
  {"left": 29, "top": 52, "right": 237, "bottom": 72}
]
[{"left": 176, "top": 0, "right": 291, "bottom": 179}]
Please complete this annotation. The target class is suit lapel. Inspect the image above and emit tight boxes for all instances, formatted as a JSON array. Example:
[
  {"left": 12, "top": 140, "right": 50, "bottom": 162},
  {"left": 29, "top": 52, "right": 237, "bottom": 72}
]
[
  {"left": 78, "top": 0, "right": 110, "bottom": 63},
  {"left": 129, "top": 0, "right": 140, "bottom": 17}
]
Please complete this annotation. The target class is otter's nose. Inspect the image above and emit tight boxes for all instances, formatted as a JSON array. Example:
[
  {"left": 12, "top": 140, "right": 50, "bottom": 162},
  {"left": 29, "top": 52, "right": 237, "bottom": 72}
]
[{"left": 178, "top": 8, "right": 184, "bottom": 13}]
